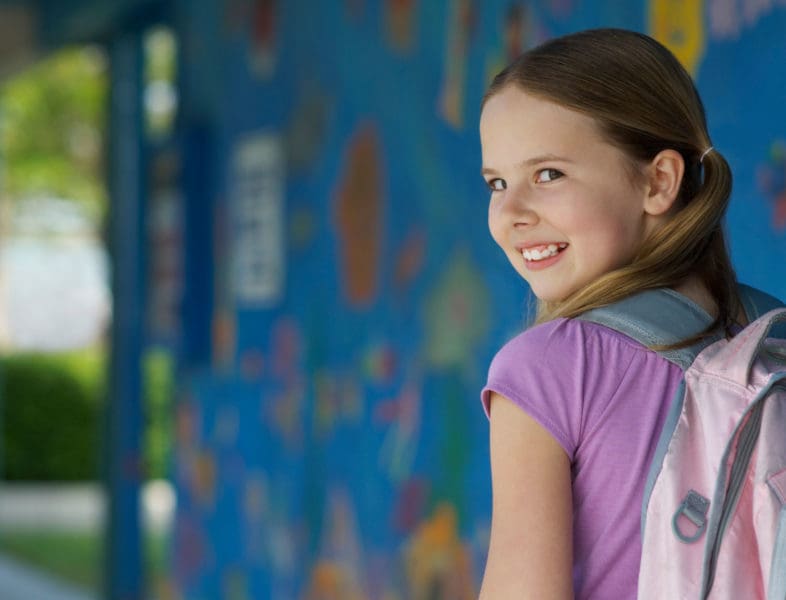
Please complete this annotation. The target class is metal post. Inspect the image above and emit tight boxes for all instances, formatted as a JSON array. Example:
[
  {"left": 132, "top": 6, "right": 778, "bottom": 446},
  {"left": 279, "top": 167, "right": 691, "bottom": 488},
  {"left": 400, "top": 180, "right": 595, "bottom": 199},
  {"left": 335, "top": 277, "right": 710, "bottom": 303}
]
[{"left": 105, "top": 29, "right": 146, "bottom": 600}]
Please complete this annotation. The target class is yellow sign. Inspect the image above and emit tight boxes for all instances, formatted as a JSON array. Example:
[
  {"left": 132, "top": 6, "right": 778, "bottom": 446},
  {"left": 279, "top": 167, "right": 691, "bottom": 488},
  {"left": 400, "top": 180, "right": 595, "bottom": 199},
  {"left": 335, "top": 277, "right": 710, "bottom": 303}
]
[{"left": 649, "top": 0, "right": 705, "bottom": 74}]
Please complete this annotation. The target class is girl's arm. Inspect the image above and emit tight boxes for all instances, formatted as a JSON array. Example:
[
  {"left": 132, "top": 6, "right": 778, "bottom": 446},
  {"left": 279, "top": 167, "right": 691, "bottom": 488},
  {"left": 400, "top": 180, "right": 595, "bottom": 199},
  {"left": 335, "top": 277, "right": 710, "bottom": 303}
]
[{"left": 479, "top": 392, "right": 574, "bottom": 599}]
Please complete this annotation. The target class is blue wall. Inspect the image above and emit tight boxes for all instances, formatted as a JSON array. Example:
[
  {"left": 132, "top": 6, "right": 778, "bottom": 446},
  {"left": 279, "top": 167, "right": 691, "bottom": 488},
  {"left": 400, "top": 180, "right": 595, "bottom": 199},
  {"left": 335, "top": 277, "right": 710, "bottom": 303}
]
[{"left": 167, "top": 2, "right": 786, "bottom": 598}]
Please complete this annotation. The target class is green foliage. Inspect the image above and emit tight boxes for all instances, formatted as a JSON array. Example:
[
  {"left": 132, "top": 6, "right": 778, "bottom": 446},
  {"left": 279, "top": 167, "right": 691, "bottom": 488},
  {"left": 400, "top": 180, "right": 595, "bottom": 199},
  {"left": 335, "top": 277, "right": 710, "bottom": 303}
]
[
  {"left": 0, "top": 46, "right": 108, "bottom": 221},
  {"left": 1, "top": 347, "right": 173, "bottom": 481},
  {"left": 142, "top": 348, "right": 174, "bottom": 480},
  {"left": 1, "top": 349, "right": 105, "bottom": 481},
  {"left": 144, "top": 27, "right": 178, "bottom": 139}
]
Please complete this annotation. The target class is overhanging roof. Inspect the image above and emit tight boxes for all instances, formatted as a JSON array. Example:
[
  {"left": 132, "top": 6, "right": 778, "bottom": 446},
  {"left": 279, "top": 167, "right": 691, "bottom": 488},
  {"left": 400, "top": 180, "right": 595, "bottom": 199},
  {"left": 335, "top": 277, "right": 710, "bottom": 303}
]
[{"left": 0, "top": 0, "right": 165, "bottom": 80}]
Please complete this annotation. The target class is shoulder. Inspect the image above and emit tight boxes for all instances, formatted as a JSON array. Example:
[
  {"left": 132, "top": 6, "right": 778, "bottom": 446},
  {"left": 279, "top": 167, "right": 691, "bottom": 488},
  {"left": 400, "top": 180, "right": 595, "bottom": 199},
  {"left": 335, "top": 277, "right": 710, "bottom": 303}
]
[
  {"left": 482, "top": 316, "right": 681, "bottom": 459},
  {"left": 487, "top": 317, "right": 648, "bottom": 384},
  {"left": 481, "top": 317, "right": 653, "bottom": 421}
]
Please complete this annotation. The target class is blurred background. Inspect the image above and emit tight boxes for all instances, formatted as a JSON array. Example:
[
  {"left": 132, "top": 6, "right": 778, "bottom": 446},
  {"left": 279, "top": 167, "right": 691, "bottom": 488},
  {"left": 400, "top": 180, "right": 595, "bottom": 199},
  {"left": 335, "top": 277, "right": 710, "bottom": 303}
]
[{"left": 0, "top": 1, "right": 783, "bottom": 599}]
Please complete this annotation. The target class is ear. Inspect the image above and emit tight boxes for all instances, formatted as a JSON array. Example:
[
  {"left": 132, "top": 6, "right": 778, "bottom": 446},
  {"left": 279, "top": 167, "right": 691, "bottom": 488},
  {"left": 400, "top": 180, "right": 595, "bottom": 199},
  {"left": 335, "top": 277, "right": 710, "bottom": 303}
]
[{"left": 643, "top": 149, "right": 684, "bottom": 216}]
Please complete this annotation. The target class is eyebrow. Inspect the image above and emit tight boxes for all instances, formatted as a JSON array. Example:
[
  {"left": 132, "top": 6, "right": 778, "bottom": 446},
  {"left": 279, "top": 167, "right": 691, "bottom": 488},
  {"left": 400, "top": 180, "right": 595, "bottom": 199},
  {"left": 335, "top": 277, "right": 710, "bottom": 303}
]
[{"left": 481, "top": 153, "right": 574, "bottom": 176}]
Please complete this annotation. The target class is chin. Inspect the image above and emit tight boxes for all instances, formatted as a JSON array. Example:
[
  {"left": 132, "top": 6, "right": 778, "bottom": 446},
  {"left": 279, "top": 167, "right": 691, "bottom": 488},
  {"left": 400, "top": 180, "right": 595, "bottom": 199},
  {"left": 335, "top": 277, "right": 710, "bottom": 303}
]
[{"left": 516, "top": 269, "right": 579, "bottom": 304}]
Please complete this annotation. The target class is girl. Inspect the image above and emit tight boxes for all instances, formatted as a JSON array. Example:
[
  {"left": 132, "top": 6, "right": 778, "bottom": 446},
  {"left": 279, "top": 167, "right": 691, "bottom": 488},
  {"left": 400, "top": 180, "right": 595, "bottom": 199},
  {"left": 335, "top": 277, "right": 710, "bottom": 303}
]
[{"left": 477, "top": 28, "right": 774, "bottom": 598}]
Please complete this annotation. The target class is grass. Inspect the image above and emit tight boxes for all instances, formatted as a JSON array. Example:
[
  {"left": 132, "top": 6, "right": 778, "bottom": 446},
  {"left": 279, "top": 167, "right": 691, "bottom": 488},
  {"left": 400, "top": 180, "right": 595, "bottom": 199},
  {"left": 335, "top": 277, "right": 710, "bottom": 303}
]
[{"left": 0, "top": 527, "right": 169, "bottom": 593}]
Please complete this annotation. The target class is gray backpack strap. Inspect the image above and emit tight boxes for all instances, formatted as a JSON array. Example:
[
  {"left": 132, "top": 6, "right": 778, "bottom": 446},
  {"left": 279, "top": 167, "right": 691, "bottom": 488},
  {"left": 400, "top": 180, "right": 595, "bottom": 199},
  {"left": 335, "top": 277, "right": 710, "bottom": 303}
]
[
  {"left": 579, "top": 288, "right": 716, "bottom": 370},
  {"left": 738, "top": 283, "right": 784, "bottom": 318},
  {"left": 738, "top": 283, "right": 786, "bottom": 337},
  {"left": 580, "top": 284, "right": 786, "bottom": 367}
]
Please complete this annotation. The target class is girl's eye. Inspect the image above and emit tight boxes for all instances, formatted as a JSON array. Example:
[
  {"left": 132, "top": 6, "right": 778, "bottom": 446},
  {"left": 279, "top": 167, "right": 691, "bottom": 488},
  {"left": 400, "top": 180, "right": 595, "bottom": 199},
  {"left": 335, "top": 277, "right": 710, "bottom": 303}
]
[
  {"left": 487, "top": 178, "right": 506, "bottom": 191},
  {"left": 535, "top": 168, "right": 563, "bottom": 183}
]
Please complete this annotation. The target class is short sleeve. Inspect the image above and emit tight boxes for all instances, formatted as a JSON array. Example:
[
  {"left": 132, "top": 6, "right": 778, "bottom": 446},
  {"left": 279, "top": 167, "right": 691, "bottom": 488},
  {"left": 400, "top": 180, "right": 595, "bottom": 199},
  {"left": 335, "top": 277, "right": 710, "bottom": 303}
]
[{"left": 480, "top": 318, "right": 639, "bottom": 460}]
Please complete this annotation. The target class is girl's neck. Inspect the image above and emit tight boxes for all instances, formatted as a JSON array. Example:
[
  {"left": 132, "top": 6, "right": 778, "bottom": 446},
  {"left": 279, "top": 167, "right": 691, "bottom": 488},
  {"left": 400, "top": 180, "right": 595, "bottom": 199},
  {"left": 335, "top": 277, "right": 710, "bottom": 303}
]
[
  {"left": 672, "top": 276, "right": 718, "bottom": 319},
  {"left": 671, "top": 276, "right": 748, "bottom": 326}
]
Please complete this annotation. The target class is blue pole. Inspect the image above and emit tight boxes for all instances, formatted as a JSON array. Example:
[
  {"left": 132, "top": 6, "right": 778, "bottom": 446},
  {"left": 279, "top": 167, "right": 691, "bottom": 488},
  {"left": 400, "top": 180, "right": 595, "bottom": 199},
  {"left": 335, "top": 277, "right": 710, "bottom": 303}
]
[{"left": 105, "top": 29, "right": 146, "bottom": 600}]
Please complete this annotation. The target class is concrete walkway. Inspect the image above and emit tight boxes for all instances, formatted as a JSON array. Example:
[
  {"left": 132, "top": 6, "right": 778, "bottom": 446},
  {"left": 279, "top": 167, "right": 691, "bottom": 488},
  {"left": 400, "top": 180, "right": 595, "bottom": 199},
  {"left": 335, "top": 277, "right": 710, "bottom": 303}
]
[
  {"left": 0, "top": 480, "right": 175, "bottom": 531},
  {"left": 0, "top": 480, "right": 175, "bottom": 599},
  {"left": 0, "top": 554, "right": 96, "bottom": 600}
]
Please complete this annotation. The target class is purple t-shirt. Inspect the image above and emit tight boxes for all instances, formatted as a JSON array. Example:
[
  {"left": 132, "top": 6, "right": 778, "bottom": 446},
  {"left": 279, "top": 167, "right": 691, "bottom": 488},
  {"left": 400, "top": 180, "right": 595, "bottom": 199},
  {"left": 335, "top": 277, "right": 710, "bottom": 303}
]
[{"left": 481, "top": 317, "right": 683, "bottom": 599}]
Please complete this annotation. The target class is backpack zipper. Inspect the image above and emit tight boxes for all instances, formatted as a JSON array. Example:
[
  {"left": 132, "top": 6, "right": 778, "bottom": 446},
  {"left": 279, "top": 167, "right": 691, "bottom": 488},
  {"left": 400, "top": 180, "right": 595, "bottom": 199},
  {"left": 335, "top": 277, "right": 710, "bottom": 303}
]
[{"left": 702, "top": 399, "right": 764, "bottom": 598}]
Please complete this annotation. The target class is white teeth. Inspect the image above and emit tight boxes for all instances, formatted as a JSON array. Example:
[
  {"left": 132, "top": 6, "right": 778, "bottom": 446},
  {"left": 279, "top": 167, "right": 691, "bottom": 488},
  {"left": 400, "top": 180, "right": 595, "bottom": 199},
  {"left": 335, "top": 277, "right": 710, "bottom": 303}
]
[{"left": 522, "top": 243, "right": 567, "bottom": 262}]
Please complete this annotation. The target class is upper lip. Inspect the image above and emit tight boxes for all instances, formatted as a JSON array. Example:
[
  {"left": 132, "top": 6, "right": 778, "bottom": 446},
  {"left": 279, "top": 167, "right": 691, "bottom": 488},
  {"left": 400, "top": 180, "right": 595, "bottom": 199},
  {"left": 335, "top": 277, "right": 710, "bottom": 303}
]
[{"left": 514, "top": 241, "right": 567, "bottom": 251}]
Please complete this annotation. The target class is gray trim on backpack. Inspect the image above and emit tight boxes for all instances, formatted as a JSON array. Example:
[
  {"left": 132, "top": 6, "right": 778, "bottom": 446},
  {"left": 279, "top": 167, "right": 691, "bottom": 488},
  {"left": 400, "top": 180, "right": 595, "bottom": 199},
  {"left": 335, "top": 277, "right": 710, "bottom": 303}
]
[
  {"left": 769, "top": 506, "right": 786, "bottom": 598},
  {"left": 580, "top": 284, "right": 786, "bottom": 364},
  {"left": 739, "top": 284, "right": 785, "bottom": 320},
  {"left": 640, "top": 379, "right": 685, "bottom": 539},
  {"left": 579, "top": 287, "right": 718, "bottom": 370},
  {"left": 739, "top": 284, "right": 786, "bottom": 339}
]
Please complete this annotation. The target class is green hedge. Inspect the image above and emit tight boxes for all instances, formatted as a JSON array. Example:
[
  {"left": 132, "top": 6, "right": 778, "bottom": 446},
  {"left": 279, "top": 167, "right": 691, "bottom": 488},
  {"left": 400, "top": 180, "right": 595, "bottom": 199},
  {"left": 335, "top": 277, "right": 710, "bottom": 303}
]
[{"left": 0, "top": 348, "right": 172, "bottom": 481}]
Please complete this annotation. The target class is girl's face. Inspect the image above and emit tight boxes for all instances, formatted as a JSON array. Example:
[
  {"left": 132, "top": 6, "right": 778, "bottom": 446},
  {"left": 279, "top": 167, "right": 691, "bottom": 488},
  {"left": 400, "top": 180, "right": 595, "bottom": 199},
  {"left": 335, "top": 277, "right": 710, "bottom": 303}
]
[{"left": 480, "top": 86, "right": 654, "bottom": 303}]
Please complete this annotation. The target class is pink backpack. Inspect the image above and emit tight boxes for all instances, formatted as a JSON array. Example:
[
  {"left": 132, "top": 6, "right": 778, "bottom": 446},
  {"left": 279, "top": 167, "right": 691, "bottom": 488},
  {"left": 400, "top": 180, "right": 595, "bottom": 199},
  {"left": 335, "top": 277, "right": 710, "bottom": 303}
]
[{"left": 582, "top": 285, "right": 786, "bottom": 599}]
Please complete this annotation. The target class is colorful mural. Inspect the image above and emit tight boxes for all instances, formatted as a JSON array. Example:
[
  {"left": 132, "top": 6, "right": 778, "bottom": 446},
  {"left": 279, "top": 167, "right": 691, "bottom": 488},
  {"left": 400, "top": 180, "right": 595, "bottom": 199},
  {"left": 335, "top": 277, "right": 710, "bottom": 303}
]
[{"left": 172, "top": 1, "right": 786, "bottom": 598}]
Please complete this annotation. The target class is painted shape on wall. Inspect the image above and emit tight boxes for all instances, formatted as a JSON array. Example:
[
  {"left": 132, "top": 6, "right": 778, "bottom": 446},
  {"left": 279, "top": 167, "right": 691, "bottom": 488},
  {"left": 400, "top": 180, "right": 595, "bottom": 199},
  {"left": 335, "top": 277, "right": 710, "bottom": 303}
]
[
  {"left": 239, "top": 347, "right": 265, "bottom": 381},
  {"left": 286, "top": 82, "right": 334, "bottom": 171},
  {"left": 212, "top": 404, "right": 240, "bottom": 447},
  {"left": 484, "top": 3, "right": 546, "bottom": 89},
  {"left": 422, "top": 249, "right": 491, "bottom": 371},
  {"left": 649, "top": 0, "right": 705, "bottom": 74},
  {"left": 393, "top": 477, "right": 430, "bottom": 534},
  {"left": 404, "top": 503, "right": 476, "bottom": 600},
  {"left": 265, "top": 317, "right": 307, "bottom": 448},
  {"left": 547, "top": 0, "right": 574, "bottom": 17},
  {"left": 385, "top": 0, "right": 418, "bottom": 53},
  {"left": 304, "top": 487, "right": 367, "bottom": 600},
  {"left": 438, "top": 0, "right": 477, "bottom": 128},
  {"left": 173, "top": 512, "right": 210, "bottom": 586},
  {"left": 242, "top": 470, "right": 298, "bottom": 578},
  {"left": 334, "top": 123, "right": 384, "bottom": 308},
  {"left": 709, "top": 0, "right": 786, "bottom": 39},
  {"left": 376, "top": 380, "right": 422, "bottom": 482},
  {"left": 756, "top": 140, "right": 786, "bottom": 230},
  {"left": 270, "top": 317, "right": 302, "bottom": 380},
  {"left": 314, "top": 370, "right": 364, "bottom": 437},
  {"left": 222, "top": 567, "right": 251, "bottom": 600},
  {"left": 229, "top": 131, "right": 286, "bottom": 308},
  {"left": 362, "top": 341, "right": 398, "bottom": 383},
  {"left": 212, "top": 308, "right": 237, "bottom": 370},
  {"left": 213, "top": 197, "right": 237, "bottom": 370},
  {"left": 394, "top": 226, "right": 426, "bottom": 291},
  {"left": 268, "top": 380, "right": 306, "bottom": 449},
  {"left": 249, "top": 0, "right": 278, "bottom": 79},
  {"left": 289, "top": 206, "right": 319, "bottom": 252},
  {"left": 242, "top": 470, "right": 269, "bottom": 566}
]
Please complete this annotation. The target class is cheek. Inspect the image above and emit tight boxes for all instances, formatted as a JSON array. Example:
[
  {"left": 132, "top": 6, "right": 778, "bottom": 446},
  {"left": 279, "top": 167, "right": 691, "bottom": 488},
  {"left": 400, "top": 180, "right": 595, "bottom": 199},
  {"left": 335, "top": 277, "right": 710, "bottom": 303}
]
[{"left": 487, "top": 203, "right": 505, "bottom": 246}]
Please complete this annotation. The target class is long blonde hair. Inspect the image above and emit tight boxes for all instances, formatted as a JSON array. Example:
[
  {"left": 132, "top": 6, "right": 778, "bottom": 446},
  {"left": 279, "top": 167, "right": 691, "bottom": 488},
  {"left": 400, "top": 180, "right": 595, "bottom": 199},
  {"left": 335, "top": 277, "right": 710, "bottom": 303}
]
[{"left": 483, "top": 28, "right": 740, "bottom": 337}]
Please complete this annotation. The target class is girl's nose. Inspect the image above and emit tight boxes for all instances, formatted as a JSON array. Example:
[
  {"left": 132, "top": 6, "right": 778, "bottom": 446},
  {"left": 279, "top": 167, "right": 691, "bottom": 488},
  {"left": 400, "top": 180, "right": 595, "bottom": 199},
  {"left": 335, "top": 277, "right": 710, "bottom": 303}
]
[{"left": 500, "top": 184, "right": 539, "bottom": 227}]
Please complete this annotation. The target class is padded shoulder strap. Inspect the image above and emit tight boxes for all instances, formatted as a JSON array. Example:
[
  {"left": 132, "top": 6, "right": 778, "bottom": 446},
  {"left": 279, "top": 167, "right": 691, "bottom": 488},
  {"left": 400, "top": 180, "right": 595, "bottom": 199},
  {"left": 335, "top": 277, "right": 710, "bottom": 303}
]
[
  {"left": 578, "top": 288, "right": 717, "bottom": 370},
  {"left": 738, "top": 283, "right": 785, "bottom": 320},
  {"left": 579, "top": 284, "right": 786, "bottom": 369},
  {"left": 738, "top": 283, "right": 786, "bottom": 340}
]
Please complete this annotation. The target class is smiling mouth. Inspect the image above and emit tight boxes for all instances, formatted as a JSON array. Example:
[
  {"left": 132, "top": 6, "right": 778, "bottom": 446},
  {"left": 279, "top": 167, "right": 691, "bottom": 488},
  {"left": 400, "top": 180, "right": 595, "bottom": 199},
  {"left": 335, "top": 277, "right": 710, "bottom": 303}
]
[{"left": 521, "top": 243, "right": 568, "bottom": 262}]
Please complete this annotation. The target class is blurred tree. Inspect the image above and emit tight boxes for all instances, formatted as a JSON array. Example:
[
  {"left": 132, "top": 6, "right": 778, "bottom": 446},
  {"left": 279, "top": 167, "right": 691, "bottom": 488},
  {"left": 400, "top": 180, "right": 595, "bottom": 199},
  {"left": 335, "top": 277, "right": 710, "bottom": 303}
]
[
  {"left": 144, "top": 26, "right": 177, "bottom": 140},
  {"left": 0, "top": 46, "right": 108, "bottom": 223}
]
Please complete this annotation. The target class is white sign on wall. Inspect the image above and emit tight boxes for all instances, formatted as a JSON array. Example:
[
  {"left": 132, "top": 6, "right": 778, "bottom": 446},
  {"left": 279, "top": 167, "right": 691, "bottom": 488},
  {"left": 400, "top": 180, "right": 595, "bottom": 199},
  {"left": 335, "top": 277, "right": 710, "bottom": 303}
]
[{"left": 230, "top": 131, "right": 285, "bottom": 307}]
